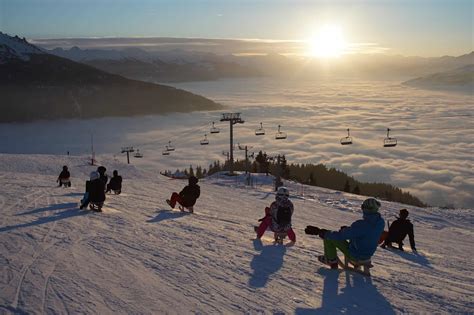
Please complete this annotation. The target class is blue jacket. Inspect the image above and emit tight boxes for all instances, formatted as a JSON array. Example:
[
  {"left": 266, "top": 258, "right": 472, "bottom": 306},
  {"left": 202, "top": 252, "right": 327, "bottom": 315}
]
[{"left": 325, "top": 212, "right": 385, "bottom": 260}]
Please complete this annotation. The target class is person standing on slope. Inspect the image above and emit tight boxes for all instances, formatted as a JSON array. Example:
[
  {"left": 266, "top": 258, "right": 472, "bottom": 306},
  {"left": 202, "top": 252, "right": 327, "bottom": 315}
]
[
  {"left": 305, "top": 198, "right": 384, "bottom": 269},
  {"left": 255, "top": 186, "right": 296, "bottom": 243},
  {"left": 381, "top": 209, "right": 417, "bottom": 252},
  {"left": 57, "top": 165, "right": 71, "bottom": 187},
  {"left": 166, "top": 176, "right": 200, "bottom": 213}
]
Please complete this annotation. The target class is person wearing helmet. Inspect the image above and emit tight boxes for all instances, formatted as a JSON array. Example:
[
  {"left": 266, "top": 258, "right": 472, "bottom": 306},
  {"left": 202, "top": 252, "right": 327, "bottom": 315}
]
[
  {"left": 255, "top": 186, "right": 296, "bottom": 243},
  {"left": 106, "top": 170, "right": 122, "bottom": 194},
  {"left": 79, "top": 171, "right": 106, "bottom": 211},
  {"left": 57, "top": 165, "right": 71, "bottom": 187},
  {"left": 381, "top": 209, "right": 416, "bottom": 252},
  {"left": 305, "top": 198, "right": 385, "bottom": 269},
  {"left": 166, "top": 176, "right": 200, "bottom": 213}
]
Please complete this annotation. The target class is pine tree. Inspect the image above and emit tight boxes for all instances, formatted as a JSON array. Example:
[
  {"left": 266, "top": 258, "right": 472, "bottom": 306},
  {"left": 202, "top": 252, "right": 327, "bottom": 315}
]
[
  {"left": 343, "top": 179, "right": 351, "bottom": 192},
  {"left": 353, "top": 185, "right": 360, "bottom": 195}
]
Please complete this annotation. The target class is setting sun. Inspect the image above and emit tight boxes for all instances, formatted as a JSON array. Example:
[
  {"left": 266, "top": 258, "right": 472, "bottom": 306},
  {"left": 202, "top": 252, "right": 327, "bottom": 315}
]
[{"left": 308, "top": 24, "right": 347, "bottom": 58}]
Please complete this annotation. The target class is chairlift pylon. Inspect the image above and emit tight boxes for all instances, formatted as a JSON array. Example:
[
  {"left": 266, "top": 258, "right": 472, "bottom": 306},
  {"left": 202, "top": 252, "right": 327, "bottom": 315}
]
[
  {"left": 210, "top": 122, "right": 220, "bottom": 134},
  {"left": 275, "top": 125, "right": 287, "bottom": 140},
  {"left": 255, "top": 122, "right": 265, "bottom": 136},
  {"left": 134, "top": 149, "right": 143, "bottom": 158},
  {"left": 166, "top": 140, "right": 175, "bottom": 151},
  {"left": 200, "top": 134, "right": 209, "bottom": 145},
  {"left": 340, "top": 128, "right": 353, "bottom": 145},
  {"left": 383, "top": 128, "right": 397, "bottom": 147}
]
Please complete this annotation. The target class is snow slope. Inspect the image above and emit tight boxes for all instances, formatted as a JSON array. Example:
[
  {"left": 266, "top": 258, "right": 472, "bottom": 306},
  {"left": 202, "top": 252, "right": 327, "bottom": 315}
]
[{"left": 0, "top": 153, "right": 472, "bottom": 314}]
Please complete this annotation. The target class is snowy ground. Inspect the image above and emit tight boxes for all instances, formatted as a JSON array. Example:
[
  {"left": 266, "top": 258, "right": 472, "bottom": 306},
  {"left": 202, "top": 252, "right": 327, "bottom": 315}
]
[{"left": 0, "top": 153, "right": 473, "bottom": 314}]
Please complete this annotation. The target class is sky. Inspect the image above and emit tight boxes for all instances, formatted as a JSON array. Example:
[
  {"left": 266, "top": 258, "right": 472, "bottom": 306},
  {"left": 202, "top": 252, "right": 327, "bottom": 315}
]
[{"left": 0, "top": 0, "right": 472, "bottom": 57}]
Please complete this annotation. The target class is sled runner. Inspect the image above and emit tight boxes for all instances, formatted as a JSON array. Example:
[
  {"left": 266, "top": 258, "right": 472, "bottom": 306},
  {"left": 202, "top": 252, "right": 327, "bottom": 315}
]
[
  {"left": 89, "top": 202, "right": 103, "bottom": 212},
  {"left": 337, "top": 256, "right": 373, "bottom": 276}
]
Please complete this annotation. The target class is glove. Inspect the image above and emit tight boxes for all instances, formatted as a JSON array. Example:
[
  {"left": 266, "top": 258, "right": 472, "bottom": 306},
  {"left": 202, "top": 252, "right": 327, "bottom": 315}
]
[
  {"left": 318, "top": 229, "right": 328, "bottom": 239},
  {"left": 305, "top": 225, "right": 320, "bottom": 235},
  {"left": 257, "top": 216, "right": 266, "bottom": 222}
]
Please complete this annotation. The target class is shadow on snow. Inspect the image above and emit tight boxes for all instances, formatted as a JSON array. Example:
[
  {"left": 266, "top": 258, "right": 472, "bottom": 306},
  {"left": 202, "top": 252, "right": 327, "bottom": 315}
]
[
  {"left": 147, "top": 209, "right": 191, "bottom": 223},
  {"left": 1, "top": 203, "right": 87, "bottom": 233},
  {"left": 295, "top": 268, "right": 395, "bottom": 314},
  {"left": 17, "top": 202, "right": 78, "bottom": 216},
  {"left": 248, "top": 239, "right": 286, "bottom": 288}
]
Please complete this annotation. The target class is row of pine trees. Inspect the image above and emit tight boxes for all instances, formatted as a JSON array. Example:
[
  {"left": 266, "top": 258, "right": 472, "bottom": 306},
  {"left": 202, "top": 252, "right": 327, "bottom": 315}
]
[{"left": 166, "top": 151, "right": 427, "bottom": 208}]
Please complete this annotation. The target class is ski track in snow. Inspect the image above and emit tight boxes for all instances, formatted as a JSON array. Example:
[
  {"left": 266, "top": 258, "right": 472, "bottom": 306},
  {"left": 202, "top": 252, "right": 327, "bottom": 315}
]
[{"left": 0, "top": 154, "right": 473, "bottom": 314}]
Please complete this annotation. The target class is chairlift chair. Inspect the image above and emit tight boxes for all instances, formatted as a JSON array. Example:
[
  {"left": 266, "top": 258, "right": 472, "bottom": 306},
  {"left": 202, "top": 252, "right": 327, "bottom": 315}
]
[
  {"left": 162, "top": 150, "right": 170, "bottom": 156},
  {"left": 275, "top": 125, "right": 287, "bottom": 140},
  {"left": 200, "top": 134, "right": 209, "bottom": 145},
  {"left": 210, "top": 122, "right": 220, "bottom": 134},
  {"left": 166, "top": 141, "right": 175, "bottom": 151},
  {"left": 134, "top": 149, "right": 144, "bottom": 158},
  {"left": 383, "top": 128, "right": 397, "bottom": 147},
  {"left": 340, "top": 128, "right": 353, "bottom": 145},
  {"left": 255, "top": 122, "right": 265, "bottom": 136}
]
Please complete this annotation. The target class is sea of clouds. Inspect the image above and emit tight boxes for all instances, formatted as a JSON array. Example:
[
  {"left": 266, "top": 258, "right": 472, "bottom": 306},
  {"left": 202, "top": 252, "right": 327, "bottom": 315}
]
[{"left": 0, "top": 78, "right": 472, "bottom": 208}]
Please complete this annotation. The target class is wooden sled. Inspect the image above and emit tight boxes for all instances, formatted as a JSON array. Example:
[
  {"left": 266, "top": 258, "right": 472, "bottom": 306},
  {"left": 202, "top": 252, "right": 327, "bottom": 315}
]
[{"left": 337, "top": 256, "right": 373, "bottom": 276}]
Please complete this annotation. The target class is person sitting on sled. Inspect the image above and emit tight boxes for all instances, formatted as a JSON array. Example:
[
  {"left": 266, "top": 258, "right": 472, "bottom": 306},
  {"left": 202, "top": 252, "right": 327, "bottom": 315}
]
[
  {"left": 97, "top": 166, "right": 108, "bottom": 187},
  {"left": 255, "top": 186, "right": 296, "bottom": 243},
  {"left": 80, "top": 171, "right": 106, "bottom": 211},
  {"left": 106, "top": 170, "right": 122, "bottom": 194},
  {"left": 57, "top": 165, "right": 71, "bottom": 187},
  {"left": 381, "top": 209, "right": 416, "bottom": 252},
  {"left": 305, "top": 198, "right": 384, "bottom": 269},
  {"left": 166, "top": 176, "right": 200, "bottom": 213}
]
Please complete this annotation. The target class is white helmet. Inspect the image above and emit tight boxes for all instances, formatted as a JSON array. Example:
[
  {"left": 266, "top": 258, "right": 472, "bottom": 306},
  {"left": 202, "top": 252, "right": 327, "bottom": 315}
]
[
  {"left": 276, "top": 186, "right": 289, "bottom": 197},
  {"left": 90, "top": 171, "right": 100, "bottom": 181}
]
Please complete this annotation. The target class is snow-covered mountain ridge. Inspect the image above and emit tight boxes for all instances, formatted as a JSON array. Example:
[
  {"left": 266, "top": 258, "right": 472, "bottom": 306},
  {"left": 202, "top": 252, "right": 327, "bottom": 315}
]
[
  {"left": 0, "top": 153, "right": 472, "bottom": 314},
  {"left": 0, "top": 32, "right": 44, "bottom": 63}
]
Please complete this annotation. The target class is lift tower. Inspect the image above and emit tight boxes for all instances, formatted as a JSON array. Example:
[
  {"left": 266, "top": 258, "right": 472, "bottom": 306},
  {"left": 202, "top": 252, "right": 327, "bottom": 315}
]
[{"left": 220, "top": 113, "right": 244, "bottom": 174}]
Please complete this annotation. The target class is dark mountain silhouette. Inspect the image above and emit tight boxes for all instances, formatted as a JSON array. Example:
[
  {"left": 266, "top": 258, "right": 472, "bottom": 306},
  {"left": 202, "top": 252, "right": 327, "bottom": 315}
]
[{"left": 0, "top": 32, "right": 222, "bottom": 123}]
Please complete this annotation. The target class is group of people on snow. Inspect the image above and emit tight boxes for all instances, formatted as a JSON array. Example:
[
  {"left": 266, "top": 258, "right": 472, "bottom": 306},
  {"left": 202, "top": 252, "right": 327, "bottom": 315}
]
[
  {"left": 254, "top": 186, "right": 417, "bottom": 270},
  {"left": 59, "top": 163, "right": 417, "bottom": 270},
  {"left": 79, "top": 166, "right": 123, "bottom": 211},
  {"left": 57, "top": 165, "right": 122, "bottom": 212}
]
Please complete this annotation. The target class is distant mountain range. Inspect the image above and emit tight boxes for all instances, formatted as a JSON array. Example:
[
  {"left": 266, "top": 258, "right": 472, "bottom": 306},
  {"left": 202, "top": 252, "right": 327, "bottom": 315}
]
[
  {"left": 50, "top": 46, "right": 261, "bottom": 83},
  {"left": 0, "top": 32, "right": 222, "bottom": 123},
  {"left": 403, "top": 64, "right": 474, "bottom": 93},
  {"left": 45, "top": 43, "right": 474, "bottom": 84}
]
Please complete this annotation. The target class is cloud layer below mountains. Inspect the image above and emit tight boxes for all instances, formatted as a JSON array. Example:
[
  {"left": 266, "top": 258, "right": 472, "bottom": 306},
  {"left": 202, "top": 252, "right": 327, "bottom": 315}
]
[{"left": 0, "top": 78, "right": 472, "bottom": 208}]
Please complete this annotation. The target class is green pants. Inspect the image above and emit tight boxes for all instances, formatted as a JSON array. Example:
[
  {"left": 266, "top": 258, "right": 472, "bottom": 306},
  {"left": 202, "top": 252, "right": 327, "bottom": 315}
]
[{"left": 323, "top": 239, "right": 354, "bottom": 260}]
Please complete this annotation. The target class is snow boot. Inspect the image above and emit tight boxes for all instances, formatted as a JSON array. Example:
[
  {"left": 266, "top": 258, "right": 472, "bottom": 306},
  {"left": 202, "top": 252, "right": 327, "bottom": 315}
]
[{"left": 318, "top": 255, "right": 338, "bottom": 269}]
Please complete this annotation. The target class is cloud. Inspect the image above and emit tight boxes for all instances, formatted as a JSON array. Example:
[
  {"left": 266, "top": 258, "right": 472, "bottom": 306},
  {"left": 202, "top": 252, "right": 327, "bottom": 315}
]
[{"left": 0, "top": 79, "right": 472, "bottom": 208}]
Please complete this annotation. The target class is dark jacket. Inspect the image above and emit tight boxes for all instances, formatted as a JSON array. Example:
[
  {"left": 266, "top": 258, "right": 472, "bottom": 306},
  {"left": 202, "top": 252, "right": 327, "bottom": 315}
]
[
  {"left": 325, "top": 212, "right": 385, "bottom": 260},
  {"left": 108, "top": 175, "right": 122, "bottom": 191},
  {"left": 179, "top": 184, "right": 200, "bottom": 207},
  {"left": 58, "top": 170, "right": 70, "bottom": 179},
  {"left": 387, "top": 218, "right": 416, "bottom": 249},
  {"left": 86, "top": 179, "right": 106, "bottom": 203}
]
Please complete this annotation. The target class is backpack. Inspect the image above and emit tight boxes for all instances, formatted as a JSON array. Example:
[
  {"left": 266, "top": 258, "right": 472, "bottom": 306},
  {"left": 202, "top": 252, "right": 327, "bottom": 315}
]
[{"left": 276, "top": 206, "right": 292, "bottom": 226}]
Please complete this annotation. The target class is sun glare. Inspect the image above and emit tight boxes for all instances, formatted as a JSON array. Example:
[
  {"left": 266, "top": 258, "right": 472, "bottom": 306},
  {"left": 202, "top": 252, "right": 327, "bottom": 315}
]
[{"left": 308, "top": 24, "right": 347, "bottom": 58}]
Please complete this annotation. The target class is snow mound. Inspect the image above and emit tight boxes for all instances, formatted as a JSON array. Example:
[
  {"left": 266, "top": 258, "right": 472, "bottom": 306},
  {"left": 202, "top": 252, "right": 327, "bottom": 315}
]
[{"left": 0, "top": 153, "right": 472, "bottom": 314}]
